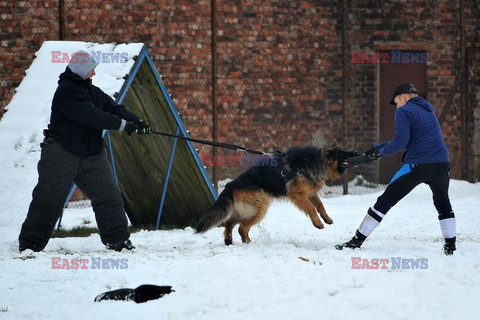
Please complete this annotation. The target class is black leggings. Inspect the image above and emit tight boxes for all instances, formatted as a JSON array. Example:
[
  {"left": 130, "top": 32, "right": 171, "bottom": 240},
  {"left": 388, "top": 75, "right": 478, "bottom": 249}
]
[{"left": 374, "top": 163, "right": 452, "bottom": 215}]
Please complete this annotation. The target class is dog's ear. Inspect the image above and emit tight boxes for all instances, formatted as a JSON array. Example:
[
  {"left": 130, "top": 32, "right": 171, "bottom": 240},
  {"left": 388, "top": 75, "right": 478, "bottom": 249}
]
[{"left": 330, "top": 139, "right": 338, "bottom": 148}]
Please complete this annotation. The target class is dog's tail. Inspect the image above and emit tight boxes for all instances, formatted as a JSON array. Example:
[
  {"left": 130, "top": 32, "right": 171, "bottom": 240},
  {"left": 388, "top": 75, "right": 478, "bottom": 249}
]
[{"left": 194, "top": 186, "right": 234, "bottom": 234}]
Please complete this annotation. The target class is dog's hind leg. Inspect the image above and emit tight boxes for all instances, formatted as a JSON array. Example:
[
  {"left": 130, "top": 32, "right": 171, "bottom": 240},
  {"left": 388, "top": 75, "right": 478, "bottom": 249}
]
[
  {"left": 309, "top": 194, "right": 333, "bottom": 224},
  {"left": 235, "top": 192, "right": 271, "bottom": 244},
  {"left": 238, "top": 205, "right": 268, "bottom": 244},
  {"left": 238, "top": 222, "right": 253, "bottom": 244},
  {"left": 223, "top": 221, "right": 238, "bottom": 246}
]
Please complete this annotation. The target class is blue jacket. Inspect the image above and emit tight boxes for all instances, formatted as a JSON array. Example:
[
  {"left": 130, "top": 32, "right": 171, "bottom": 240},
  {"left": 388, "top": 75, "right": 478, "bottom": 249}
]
[{"left": 375, "top": 96, "right": 449, "bottom": 164}]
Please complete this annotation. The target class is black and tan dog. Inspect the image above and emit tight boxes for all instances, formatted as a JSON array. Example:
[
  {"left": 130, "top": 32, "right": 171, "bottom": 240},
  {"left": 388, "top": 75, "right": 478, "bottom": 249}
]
[{"left": 194, "top": 146, "right": 358, "bottom": 245}]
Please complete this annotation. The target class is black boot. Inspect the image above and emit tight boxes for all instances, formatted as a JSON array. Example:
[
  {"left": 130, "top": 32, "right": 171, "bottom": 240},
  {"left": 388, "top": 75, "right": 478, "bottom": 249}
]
[
  {"left": 19, "top": 242, "right": 46, "bottom": 253},
  {"left": 335, "top": 236, "right": 364, "bottom": 250},
  {"left": 443, "top": 243, "right": 456, "bottom": 256},
  {"left": 106, "top": 239, "right": 135, "bottom": 252}
]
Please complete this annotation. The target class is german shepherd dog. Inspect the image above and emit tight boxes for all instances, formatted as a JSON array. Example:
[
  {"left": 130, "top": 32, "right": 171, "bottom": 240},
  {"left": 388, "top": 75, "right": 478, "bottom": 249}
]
[{"left": 194, "top": 146, "right": 358, "bottom": 245}]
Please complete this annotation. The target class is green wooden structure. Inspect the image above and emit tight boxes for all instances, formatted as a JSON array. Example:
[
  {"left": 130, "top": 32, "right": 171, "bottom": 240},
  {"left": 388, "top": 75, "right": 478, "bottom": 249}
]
[{"left": 61, "top": 46, "right": 217, "bottom": 230}]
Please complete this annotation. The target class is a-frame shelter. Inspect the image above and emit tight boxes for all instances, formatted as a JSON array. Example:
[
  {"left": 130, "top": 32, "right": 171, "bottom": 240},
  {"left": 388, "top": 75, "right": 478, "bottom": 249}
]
[{"left": 65, "top": 45, "right": 217, "bottom": 230}]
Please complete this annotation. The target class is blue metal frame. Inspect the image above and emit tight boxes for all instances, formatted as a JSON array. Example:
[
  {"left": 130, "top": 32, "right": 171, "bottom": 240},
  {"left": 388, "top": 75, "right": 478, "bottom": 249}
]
[
  {"left": 156, "top": 126, "right": 180, "bottom": 230},
  {"left": 105, "top": 130, "right": 118, "bottom": 184},
  {"left": 58, "top": 45, "right": 217, "bottom": 230}
]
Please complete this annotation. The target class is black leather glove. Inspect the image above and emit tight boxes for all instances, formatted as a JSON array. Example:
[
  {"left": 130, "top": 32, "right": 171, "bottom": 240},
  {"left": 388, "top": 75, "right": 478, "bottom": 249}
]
[
  {"left": 136, "top": 120, "right": 152, "bottom": 135},
  {"left": 124, "top": 122, "right": 139, "bottom": 135},
  {"left": 363, "top": 146, "right": 381, "bottom": 160}
]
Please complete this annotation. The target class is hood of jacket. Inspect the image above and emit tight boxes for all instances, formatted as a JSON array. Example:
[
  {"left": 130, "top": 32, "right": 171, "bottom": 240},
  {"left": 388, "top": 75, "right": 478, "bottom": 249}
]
[{"left": 407, "top": 96, "right": 433, "bottom": 112}]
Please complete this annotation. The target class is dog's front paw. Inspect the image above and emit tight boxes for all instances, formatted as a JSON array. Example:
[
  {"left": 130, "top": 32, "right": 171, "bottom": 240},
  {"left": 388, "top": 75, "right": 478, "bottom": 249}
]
[
  {"left": 313, "top": 222, "right": 325, "bottom": 229},
  {"left": 324, "top": 218, "right": 334, "bottom": 225}
]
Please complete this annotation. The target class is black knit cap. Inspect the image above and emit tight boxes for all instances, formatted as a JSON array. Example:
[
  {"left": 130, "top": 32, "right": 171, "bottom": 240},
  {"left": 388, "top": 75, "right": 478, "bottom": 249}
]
[{"left": 389, "top": 83, "right": 418, "bottom": 105}]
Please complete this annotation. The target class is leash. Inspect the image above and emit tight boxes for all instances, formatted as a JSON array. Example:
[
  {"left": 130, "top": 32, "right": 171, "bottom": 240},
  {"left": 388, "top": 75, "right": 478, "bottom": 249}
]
[
  {"left": 151, "top": 130, "right": 276, "bottom": 157},
  {"left": 151, "top": 130, "right": 376, "bottom": 173},
  {"left": 341, "top": 154, "right": 379, "bottom": 168}
]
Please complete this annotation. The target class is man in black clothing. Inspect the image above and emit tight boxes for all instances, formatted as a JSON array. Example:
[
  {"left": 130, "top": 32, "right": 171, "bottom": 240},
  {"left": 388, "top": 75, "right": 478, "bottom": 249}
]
[{"left": 19, "top": 50, "right": 151, "bottom": 252}]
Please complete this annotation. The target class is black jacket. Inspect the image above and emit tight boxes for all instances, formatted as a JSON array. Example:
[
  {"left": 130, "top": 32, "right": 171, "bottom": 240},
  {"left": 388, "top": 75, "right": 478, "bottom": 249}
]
[{"left": 48, "top": 67, "right": 140, "bottom": 156}]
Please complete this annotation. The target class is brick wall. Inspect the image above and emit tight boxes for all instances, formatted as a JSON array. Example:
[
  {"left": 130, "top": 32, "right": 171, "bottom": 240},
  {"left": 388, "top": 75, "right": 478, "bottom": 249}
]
[
  {"left": 465, "top": 0, "right": 480, "bottom": 48},
  {"left": 1, "top": 0, "right": 479, "bottom": 183},
  {"left": 0, "top": 0, "right": 58, "bottom": 118},
  {"left": 212, "top": 1, "right": 344, "bottom": 179}
]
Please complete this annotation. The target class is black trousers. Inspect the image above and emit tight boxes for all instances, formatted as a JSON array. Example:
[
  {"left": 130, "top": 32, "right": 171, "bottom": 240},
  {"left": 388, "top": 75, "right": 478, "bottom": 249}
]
[
  {"left": 374, "top": 162, "right": 453, "bottom": 215},
  {"left": 19, "top": 140, "right": 130, "bottom": 251}
]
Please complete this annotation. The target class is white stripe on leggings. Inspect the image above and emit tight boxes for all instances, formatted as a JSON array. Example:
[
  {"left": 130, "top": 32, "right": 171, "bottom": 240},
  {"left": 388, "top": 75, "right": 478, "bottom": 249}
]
[{"left": 439, "top": 217, "right": 456, "bottom": 239}]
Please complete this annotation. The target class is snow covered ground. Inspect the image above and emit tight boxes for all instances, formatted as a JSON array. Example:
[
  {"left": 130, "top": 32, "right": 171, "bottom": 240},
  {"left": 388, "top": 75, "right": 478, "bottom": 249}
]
[
  {"left": 1, "top": 41, "right": 479, "bottom": 319},
  {"left": 1, "top": 178, "right": 480, "bottom": 320}
]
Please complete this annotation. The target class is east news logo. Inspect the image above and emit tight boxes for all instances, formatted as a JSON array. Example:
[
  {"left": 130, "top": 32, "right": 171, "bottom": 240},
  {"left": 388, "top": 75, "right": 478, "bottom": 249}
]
[
  {"left": 51, "top": 51, "right": 129, "bottom": 64},
  {"left": 351, "top": 257, "right": 428, "bottom": 269},
  {"left": 51, "top": 257, "right": 128, "bottom": 269},
  {"left": 351, "top": 51, "right": 428, "bottom": 64}
]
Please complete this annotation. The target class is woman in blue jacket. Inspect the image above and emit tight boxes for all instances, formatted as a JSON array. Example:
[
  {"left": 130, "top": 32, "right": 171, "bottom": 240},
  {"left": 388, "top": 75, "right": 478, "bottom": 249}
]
[{"left": 336, "top": 83, "right": 456, "bottom": 255}]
